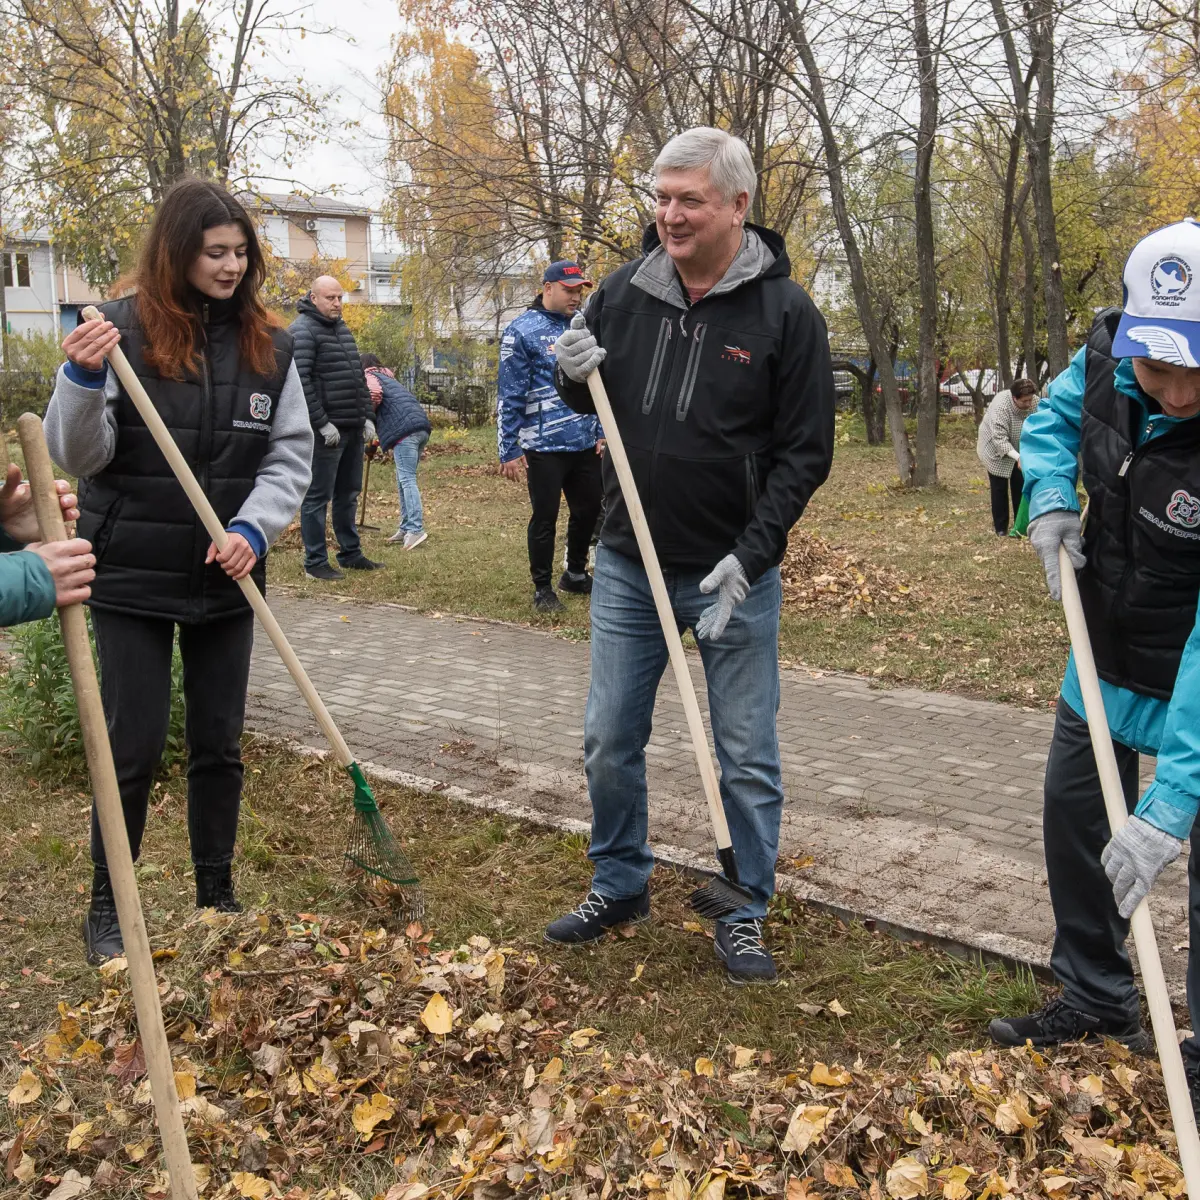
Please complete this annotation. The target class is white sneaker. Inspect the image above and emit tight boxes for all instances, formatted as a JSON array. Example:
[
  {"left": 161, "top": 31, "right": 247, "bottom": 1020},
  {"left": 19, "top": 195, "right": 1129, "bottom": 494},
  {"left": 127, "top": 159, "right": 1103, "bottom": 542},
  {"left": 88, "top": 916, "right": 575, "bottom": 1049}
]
[{"left": 403, "top": 531, "right": 428, "bottom": 550}]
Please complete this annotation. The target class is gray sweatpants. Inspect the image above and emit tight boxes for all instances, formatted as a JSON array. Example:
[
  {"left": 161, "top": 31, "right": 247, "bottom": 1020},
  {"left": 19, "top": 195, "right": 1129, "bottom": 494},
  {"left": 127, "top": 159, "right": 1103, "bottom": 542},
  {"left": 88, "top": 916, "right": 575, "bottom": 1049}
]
[{"left": 1045, "top": 702, "right": 1200, "bottom": 1071}]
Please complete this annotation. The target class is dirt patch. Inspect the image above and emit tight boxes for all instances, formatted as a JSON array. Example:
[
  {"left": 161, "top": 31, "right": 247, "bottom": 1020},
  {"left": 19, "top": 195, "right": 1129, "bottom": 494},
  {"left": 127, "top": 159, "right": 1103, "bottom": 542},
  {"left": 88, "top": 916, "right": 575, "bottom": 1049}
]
[{"left": 780, "top": 530, "right": 917, "bottom": 615}]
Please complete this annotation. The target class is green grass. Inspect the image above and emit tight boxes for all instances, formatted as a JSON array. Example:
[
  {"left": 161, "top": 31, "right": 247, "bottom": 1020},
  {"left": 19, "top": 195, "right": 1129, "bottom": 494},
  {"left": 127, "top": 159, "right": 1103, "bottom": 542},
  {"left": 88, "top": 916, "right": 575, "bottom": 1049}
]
[
  {"left": 266, "top": 417, "right": 1068, "bottom": 704},
  {"left": 0, "top": 740, "right": 1043, "bottom": 1083}
]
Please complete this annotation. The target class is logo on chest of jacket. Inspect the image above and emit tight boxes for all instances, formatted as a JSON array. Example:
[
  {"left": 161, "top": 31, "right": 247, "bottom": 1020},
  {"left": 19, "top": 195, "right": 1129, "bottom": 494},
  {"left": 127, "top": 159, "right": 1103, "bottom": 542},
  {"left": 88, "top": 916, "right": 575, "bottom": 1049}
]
[
  {"left": 248, "top": 392, "right": 272, "bottom": 421},
  {"left": 722, "top": 345, "right": 752, "bottom": 365},
  {"left": 1167, "top": 488, "right": 1200, "bottom": 529}
]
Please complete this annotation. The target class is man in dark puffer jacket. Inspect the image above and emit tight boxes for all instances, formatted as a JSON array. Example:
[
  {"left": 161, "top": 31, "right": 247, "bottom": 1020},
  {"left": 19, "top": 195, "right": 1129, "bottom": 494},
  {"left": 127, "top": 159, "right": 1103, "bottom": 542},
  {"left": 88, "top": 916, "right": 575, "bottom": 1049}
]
[{"left": 291, "top": 275, "right": 384, "bottom": 580}]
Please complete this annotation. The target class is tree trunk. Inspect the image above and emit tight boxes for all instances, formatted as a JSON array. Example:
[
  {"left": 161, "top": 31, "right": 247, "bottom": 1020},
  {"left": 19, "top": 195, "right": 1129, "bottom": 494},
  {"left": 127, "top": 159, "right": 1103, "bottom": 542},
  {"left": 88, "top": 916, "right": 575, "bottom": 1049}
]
[
  {"left": 993, "top": 127, "right": 1025, "bottom": 388},
  {"left": 779, "top": 0, "right": 914, "bottom": 483},
  {"left": 1017, "top": 206, "right": 1039, "bottom": 383},
  {"left": 911, "top": 0, "right": 939, "bottom": 487},
  {"left": 864, "top": 359, "right": 884, "bottom": 445}
]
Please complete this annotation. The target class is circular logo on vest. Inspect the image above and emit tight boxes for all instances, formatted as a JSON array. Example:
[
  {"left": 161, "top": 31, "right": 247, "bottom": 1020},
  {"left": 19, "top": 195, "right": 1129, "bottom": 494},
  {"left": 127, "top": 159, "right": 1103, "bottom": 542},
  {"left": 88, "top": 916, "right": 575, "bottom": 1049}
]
[
  {"left": 1151, "top": 256, "right": 1192, "bottom": 302},
  {"left": 249, "top": 392, "right": 272, "bottom": 421},
  {"left": 1167, "top": 488, "right": 1200, "bottom": 529}
]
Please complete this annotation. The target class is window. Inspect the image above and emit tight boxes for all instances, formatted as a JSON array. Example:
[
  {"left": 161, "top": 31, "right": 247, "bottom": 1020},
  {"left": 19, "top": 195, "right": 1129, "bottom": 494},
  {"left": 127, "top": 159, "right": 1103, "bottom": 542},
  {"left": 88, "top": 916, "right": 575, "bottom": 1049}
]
[
  {"left": 260, "top": 216, "right": 291, "bottom": 258},
  {"left": 314, "top": 218, "right": 346, "bottom": 259},
  {"left": 3, "top": 252, "right": 31, "bottom": 288}
]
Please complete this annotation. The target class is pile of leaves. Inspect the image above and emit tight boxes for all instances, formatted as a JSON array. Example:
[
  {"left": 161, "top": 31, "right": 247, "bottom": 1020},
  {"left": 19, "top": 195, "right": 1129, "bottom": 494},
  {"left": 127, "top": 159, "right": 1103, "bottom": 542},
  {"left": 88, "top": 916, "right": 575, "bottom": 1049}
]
[
  {"left": 780, "top": 532, "right": 916, "bottom": 616},
  {"left": 2, "top": 908, "right": 1188, "bottom": 1200}
]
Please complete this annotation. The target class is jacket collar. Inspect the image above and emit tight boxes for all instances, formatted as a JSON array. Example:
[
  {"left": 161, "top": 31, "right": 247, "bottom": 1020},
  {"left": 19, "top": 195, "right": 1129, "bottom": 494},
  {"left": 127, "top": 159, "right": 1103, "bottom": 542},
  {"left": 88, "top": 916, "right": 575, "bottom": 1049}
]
[
  {"left": 297, "top": 295, "right": 343, "bottom": 328},
  {"left": 631, "top": 222, "right": 785, "bottom": 310}
]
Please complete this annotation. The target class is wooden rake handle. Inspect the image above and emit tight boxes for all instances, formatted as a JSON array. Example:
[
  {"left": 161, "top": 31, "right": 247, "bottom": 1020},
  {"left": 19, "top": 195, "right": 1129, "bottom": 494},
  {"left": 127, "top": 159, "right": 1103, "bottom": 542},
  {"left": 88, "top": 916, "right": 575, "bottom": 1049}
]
[
  {"left": 18, "top": 414, "right": 199, "bottom": 1200},
  {"left": 1058, "top": 545, "right": 1200, "bottom": 1192},
  {"left": 80, "top": 306, "right": 354, "bottom": 768},
  {"left": 585, "top": 370, "right": 734, "bottom": 853}
]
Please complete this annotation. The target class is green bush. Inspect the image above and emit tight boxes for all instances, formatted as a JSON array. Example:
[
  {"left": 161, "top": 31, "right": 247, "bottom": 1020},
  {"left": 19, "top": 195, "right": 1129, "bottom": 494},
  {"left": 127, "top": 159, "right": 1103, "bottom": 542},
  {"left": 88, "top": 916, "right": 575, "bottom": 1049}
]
[
  {"left": 0, "top": 615, "right": 186, "bottom": 781},
  {"left": 1, "top": 330, "right": 63, "bottom": 424}
]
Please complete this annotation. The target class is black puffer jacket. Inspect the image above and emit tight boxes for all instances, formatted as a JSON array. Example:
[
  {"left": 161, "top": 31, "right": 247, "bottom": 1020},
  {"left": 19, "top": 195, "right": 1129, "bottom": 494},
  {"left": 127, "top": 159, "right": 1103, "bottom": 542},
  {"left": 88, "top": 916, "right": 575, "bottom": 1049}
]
[
  {"left": 290, "top": 297, "right": 371, "bottom": 430},
  {"left": 555, "top": 224, "right": 835, "bottom": 581}
]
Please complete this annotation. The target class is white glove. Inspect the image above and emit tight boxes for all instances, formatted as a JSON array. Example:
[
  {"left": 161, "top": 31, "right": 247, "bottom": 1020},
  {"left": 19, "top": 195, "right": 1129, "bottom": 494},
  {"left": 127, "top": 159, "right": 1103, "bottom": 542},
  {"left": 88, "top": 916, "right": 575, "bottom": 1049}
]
[
  {"left": 319, "top": 422, "right": 340, "bottom": 448},
  {"left": 1029, "top": 510, "right": 1085, "bottom": 601},
  {"left": 1102, "top": 816, "right": 1183, "bottom": 918},
  {"left": 364, "top": 419, "right": 377, "bottom": 444},
  {"left": 555, "top": 313, "right": 606, "bottom": 382},
  {"left": 696, "top": 554, "right": 750, "bottom": 642}
]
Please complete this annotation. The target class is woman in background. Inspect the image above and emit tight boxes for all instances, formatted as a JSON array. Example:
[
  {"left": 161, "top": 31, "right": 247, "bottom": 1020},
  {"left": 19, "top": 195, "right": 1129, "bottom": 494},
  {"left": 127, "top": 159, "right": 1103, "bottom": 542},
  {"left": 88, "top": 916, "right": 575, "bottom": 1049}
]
[{"left": 977, "top": 377, "right": 1038, "bottom": 535}]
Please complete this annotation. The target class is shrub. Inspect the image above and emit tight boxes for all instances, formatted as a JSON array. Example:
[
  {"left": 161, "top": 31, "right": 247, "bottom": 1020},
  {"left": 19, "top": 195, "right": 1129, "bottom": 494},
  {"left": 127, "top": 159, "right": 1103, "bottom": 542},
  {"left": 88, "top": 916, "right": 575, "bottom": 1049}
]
[{"left": 0, "top": 615, "right": 186, "bottom": 781}]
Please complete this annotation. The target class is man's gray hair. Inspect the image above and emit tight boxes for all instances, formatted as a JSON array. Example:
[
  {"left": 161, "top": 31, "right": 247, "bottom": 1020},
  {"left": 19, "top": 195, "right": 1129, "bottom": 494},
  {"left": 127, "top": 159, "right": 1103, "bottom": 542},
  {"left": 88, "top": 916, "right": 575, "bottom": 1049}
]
[{"left": 653, "top": 127, "right": 757, "bottom": 206}]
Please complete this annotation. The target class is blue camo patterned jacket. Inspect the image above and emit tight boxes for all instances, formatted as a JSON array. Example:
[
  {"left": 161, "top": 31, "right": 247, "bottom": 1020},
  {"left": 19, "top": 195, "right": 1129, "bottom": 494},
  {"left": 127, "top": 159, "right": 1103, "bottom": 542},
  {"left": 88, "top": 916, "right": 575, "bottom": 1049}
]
[{"left": 496, "top": 299, "right": 600, "bottom": 461}]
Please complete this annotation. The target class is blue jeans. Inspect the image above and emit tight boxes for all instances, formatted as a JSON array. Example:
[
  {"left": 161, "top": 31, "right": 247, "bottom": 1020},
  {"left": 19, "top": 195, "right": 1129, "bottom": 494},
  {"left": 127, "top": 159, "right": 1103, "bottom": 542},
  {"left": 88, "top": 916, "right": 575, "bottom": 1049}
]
[
  {"left": 392, "top": 431, "right": 428, "bottom": 535},
  {"left": 585, "top": 543, "right": 783, "bottom": 920},
  {"left": 301, "top": 427, "right": 364, "bottom": 569}
]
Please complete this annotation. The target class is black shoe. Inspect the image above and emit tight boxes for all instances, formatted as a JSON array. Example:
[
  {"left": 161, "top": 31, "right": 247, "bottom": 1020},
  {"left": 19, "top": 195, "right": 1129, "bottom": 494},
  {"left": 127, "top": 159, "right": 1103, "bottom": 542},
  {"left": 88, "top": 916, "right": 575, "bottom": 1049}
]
[
  {"left": 714, "top": 918, "right": 778, "bottom": 984},
  {"left": 82, "top": 866, "right": 124, "bottom": 966},
  {"left": 533, "top": 587, "right": 565, "bottom": 614},
  {"left": 989, "top": 996, "right": 1151, "bottom": 1051},
  {"left": 545, "top": 887, "right": 650, "bottom": 944},
  {"left": 195, "top": 865, "right": 243, "bottom": 914},
  {"left": 341, "top": 555, "right": 386, "bottom": 571},
  {"left": 305, "top": 562, "right": 344, "bottom": 581},
  {"left": 558, "top": 571, "right": 593, "bottom": 595}
]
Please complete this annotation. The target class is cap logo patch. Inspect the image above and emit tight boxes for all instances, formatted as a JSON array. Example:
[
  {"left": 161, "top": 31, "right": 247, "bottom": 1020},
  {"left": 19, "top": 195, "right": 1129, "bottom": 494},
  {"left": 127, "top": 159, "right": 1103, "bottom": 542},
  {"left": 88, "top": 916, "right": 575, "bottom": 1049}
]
[
  {"left": 1167, "top": 488, "right": 1200, "bottom": 529},
  {"left": 249, "top": 392, "right": 272, "bottom": 420},
  {"left": 1125, "top": 325, "right": 1200, "bottom": 367},
  {"left": 1151, "top": 256, "right": 1192, "bottom": 305}
]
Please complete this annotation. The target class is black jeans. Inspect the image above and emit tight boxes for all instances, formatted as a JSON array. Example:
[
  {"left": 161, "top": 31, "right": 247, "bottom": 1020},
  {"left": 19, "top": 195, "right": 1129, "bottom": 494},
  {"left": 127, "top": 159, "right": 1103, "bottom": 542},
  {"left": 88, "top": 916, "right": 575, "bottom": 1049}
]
[
  {"left": 525, "top": 448, "right": 603, "bottom": 589},
  {"left": 1044, "top": 702, "right": 1200, "bottom": 1071},
  {"left": 301, "top": 427, "right": 364, "bottom": 569},
  {"left": 90, "top": 608, "right": 255, "bottom": 870},
  {"left": 988, "top": 465, "right": 1024, "bottom": 534}
]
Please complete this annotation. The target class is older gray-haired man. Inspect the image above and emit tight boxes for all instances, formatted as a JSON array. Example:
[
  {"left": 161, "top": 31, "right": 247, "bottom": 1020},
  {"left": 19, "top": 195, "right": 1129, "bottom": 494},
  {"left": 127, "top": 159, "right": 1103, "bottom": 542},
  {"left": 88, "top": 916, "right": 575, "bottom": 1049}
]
[{"left": 547, "top": 126, "right": 836, "bottom": 982}]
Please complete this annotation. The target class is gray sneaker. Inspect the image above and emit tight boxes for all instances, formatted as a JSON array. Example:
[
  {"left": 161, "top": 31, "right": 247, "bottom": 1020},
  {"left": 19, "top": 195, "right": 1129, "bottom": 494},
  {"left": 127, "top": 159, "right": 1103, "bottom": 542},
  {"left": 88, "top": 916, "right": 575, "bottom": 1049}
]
[{"left": 403, "top": 531, "right": 428, "bottom": 550}]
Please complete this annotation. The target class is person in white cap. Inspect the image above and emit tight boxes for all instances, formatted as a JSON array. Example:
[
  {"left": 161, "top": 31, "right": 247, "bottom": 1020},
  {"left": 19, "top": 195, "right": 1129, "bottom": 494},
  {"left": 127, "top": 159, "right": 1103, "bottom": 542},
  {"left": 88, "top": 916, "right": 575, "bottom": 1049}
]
[{"left": 990, "top": 221, "right": 1200, "bottom": 1093}]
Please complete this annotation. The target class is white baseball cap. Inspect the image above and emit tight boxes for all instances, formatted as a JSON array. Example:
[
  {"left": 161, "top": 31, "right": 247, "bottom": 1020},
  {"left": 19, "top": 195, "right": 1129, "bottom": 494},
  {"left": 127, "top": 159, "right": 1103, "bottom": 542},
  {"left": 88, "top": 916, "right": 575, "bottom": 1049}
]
[{"left": 1113, "top": 219, "right": 1200, "bottom": 367}]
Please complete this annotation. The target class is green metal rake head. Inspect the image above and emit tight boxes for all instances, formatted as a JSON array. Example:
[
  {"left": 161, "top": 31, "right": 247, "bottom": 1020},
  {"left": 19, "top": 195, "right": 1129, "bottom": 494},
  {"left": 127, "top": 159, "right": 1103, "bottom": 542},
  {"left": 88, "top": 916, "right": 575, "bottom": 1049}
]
[{"left": 343, "top": 763, "right": 425, "bottom": 921}]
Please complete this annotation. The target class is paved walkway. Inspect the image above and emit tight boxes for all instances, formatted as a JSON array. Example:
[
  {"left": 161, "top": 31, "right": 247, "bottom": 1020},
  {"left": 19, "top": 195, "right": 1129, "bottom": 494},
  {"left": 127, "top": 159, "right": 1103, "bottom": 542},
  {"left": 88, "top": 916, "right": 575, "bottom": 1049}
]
[{"left": 245, "top": 592, "right": 1192, "bottom": 998}]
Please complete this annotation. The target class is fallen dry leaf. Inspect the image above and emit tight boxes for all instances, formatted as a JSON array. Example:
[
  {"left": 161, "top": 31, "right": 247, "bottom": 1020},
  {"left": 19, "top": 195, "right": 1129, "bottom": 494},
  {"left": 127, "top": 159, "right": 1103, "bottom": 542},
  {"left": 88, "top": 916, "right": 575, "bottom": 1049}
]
[
  {"left": 811, "top": 1062, "right": 852, "bottom": 1087},
  {"left": 420, "top": 992, "right": 454, "bottom": 1035},
  {"left": 782, "top": 1105, "right": 832, "bottom": 1154},
  {"left": 886, "top": 1156, "right": 929, "bottom": 1199},
  {"left": 7, "top": 1069, "right": 42, "bottom": 1105}
]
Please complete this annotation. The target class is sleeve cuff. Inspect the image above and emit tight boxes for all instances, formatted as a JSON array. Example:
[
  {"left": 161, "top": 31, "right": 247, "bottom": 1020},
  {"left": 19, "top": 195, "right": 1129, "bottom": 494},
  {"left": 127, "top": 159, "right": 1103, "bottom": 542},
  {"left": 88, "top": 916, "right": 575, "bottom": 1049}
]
[
  {"left": 227, "top": 521, "right": 267, "bottom": 559},
  {"left": 1029, "top": 475, "right": 1081, "bottom": 521},
  {"left": 1134, "top": 780, "right": 1197, "bottom": 840},
  {"left": 1005, "top": 448, "right": 1020, "bottom": 461},
  {"left": 63, "top": 360, "right": 109, "bottom": 388}
]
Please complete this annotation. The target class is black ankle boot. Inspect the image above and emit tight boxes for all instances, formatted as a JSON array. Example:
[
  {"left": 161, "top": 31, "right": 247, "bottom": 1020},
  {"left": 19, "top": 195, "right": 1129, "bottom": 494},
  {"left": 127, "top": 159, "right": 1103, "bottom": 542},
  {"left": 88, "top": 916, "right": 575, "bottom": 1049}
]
[
  {"left": 195, "top": 865, "right": 243, "bottom": 913},
  {"left": 82, "top": 866, "right": 124, "bottom": 965}
]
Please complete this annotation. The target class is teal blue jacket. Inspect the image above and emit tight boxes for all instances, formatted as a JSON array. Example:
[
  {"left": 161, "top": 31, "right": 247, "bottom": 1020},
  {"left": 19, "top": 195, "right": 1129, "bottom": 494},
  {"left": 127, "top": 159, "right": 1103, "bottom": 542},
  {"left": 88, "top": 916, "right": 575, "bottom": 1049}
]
[
  {"left": 0, "top": 530, "right": 56, "bottom": 628},
  {"left": 1021, "top": 349, "right": 1200, "bottom": 838}
]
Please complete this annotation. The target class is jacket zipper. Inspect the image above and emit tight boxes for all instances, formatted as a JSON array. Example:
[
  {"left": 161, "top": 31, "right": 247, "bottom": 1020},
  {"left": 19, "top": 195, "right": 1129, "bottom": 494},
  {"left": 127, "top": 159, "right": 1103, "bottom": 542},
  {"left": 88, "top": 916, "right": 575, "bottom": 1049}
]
[
  {"left": 641, "top": 319, "right": 673, "bottom": 414},
  {"left": 745, "top": 454, "right": 760, "bottom": 519},
  {"left": 675, "top": 323, "right": 707, "bottom": 421},
  {"left": 193, "top": 306, "right": 215, "bottom": 615}
]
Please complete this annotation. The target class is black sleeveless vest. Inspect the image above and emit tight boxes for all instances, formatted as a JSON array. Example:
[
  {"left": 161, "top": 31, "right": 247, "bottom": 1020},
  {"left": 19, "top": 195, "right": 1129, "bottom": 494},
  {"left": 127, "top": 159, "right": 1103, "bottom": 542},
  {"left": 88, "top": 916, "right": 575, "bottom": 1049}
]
[
  {"left": 77, "top": 296, "right": 294, "bottom": 623},
  {"left": 1077, "top": 308, "right": 1200, "bottom": 698}
]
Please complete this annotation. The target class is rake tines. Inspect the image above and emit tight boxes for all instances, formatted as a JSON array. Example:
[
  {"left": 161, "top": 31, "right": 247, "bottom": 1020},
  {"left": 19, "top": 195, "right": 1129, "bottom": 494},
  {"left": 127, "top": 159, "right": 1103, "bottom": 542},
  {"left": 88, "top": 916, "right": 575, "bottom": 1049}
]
[{"left": 343, "top": 763, "right": 424, "bottom": 922}]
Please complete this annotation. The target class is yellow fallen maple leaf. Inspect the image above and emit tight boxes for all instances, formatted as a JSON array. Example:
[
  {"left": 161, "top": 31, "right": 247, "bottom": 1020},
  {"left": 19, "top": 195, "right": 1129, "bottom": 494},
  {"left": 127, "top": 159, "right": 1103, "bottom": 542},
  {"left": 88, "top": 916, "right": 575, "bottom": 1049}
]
[
  {"left": 7, "top": 1068, "right": 42, "bottom": 1105},
  {"left": 695, "top": 1057, "right": 716, "bottom": 1077},
  {"left": 174, "top": 1070, "right": 197, "bottom": 1100},
  {"left": 810, "top": 1061, "right": 852, "bottom": 1086},
  {"left": 824, "top": 1161, "right": 857, "bottom": 1188},
  {"left": 939, "top": 1164, "right": 972, "bottom": 1200},
  {"left": 66, "top": 1121, "right": 93, "bottom": 1151},
  {"left": 541, "top": 1057, "right": 564, "bottom": 1083},
  {"left": 232, "top": 1172, "right": 273, "bottom": 1199},
  {"left": 124, "top": 1138, "right": 154, "bottom": 1162},
  {"left": 352, "top": 1092, "right": 396, "bottom": 1139},
  {"left": 72, "top": 1039, "right": 103, "bottom": 1062},
  {"left": 886, "top": 1155, "right": 929, "bottom": 1198},
  {"left": 732, "top": 1046, "right": 756, "bottom": 1068},
  {"left": 781, "top": 1104, "right": 831, "bottom": 1154},
  {"left": 420, "top": 992, "right": 454, "bottom": 1035}
]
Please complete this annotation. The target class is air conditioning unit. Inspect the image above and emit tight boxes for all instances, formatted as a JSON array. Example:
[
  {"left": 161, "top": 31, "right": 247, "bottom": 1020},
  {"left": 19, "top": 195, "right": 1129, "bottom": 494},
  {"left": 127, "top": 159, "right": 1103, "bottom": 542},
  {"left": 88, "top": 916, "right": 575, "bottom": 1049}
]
[
  {"left": 350, "top": 279, "right": 363, "bottom": 291},
  {"left": 303, "top": 219, "right": 319, "bottom": 232}
]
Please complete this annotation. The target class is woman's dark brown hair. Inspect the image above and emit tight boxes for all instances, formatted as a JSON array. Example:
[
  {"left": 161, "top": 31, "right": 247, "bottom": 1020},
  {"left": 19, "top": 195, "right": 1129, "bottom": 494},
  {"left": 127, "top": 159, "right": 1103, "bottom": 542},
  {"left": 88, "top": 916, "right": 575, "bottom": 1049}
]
[
  {"left": 1012, "top": 377, "right": 1037, "bottom": 398},
  {"left": 130, "top": 179, "right": 278, "bottom": 380}
]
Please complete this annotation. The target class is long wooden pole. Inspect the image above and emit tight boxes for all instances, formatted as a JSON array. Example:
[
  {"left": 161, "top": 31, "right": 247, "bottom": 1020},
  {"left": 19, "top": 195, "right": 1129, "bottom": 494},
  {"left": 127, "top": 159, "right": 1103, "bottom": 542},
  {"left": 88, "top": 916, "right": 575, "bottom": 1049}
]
[
  {"left": 584, "top": 371, "right": 734, "bottom": 854},
  {"left": 1058, "top": 545, "right": 1200, "bottom": 1194},
  {"left": 79, "top": 306, "right": 354, "bottom": 768},
  {"left": 18, "top": 414, "right": 198, "bottom": 1200}
]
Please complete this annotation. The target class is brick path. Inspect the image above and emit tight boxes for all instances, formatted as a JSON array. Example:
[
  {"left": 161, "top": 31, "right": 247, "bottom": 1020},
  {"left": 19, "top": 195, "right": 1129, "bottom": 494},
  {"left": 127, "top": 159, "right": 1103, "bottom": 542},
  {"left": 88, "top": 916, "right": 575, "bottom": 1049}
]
[{"left": 245, "top": 591, "right": 1192, "bottom": 998}]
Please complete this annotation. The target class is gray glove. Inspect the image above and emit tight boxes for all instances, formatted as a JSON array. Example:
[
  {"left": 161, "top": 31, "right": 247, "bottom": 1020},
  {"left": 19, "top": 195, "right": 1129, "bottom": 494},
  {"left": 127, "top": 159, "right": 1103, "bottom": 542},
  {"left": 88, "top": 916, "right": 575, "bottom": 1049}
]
[
  {"left": 319, "top": 422, "right": 340, "bottom": 448},
  {"left": 555, "top": 313, "right": 606, "bottom": 382},
  {"left": 1029, "top": 510, "right": 1085, "bottom": 601},
  {"left": 1102, "top": 816, "right": 1182, "bottom": 918},
  {"left": 696, "top": 554, "right": 750, "bottom": 642},
  {"left": 364, "top": 419, "right": 377, "bottom": 444}
]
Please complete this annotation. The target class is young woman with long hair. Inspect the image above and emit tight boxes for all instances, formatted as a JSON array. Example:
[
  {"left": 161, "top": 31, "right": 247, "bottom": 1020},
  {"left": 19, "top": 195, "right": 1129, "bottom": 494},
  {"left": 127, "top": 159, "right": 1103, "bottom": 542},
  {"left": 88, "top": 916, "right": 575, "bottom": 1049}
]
[{"left": 45, "top": 178, "right": 314, "bottom": 964}]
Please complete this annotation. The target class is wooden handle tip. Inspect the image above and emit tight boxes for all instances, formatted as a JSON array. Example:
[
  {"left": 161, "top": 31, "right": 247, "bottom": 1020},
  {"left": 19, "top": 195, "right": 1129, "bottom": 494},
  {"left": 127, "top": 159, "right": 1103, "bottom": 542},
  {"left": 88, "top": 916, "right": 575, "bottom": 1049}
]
[{"left": 82, "top": 304, "right": 101, "bottom": 321}]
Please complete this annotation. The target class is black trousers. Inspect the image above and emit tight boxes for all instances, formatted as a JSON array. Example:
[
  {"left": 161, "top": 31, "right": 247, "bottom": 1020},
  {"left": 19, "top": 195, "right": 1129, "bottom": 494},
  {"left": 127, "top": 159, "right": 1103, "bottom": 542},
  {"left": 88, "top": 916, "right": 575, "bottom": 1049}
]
[
  {"left": 988, "top": 465, "right": 1024, "bottom": 534},
  {"left": 1044, "top": 702, "right": 1200, "bottom": 1071},
  {"left": 525, "top": 448, "right": 603, "bottom": 589},
  {"left": 90, "top": 608, "right": 255, "bottom": 871}
]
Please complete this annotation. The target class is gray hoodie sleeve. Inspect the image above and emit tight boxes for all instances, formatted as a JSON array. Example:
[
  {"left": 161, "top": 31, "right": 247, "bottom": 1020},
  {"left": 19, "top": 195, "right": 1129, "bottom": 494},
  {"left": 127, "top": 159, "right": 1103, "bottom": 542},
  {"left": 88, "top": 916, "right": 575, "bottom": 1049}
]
[
  {"left": 232, "top": 360, "right": 314, "bottom": 548},
  {"left": 44, "top": 365, "right": 120, "bottom": 477}
]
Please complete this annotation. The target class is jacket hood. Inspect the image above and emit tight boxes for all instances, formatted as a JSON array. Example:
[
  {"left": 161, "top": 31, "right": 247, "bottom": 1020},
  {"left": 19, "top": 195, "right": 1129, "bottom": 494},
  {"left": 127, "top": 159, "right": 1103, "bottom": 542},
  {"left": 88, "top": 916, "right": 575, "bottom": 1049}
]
[
  {"left": 296, "top": 295, "right": 342, "bottom": 327},
  {"left": 633, "top": 222, "right": 789, "bottom": 309},
  {"left": 528, "top": 294, "right": 570, "bottom": 320}
]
